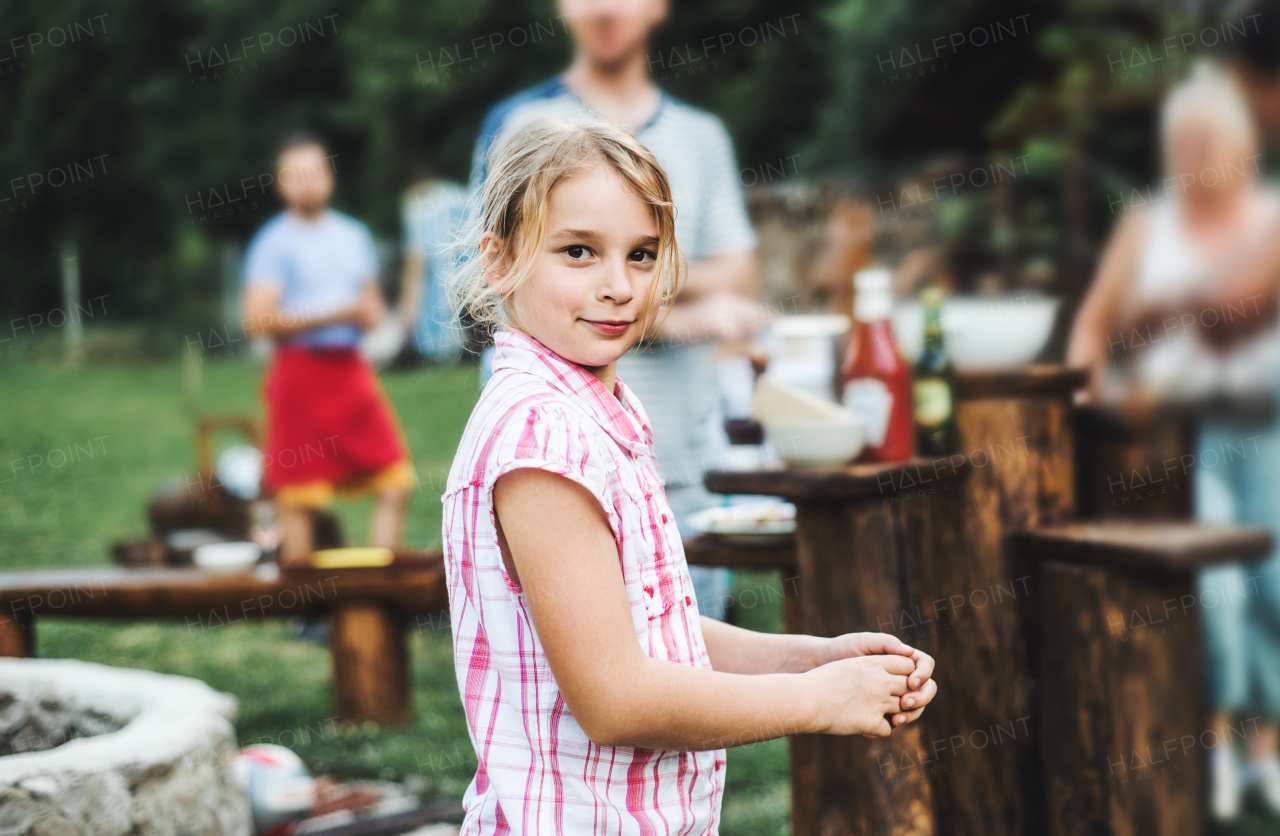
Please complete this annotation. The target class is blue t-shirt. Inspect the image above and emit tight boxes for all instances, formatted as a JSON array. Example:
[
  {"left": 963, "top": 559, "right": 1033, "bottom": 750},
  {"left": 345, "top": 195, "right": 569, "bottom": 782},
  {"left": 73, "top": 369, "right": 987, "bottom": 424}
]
[{"left": 243, "top": 210, "right": 379, "bottom": 348}]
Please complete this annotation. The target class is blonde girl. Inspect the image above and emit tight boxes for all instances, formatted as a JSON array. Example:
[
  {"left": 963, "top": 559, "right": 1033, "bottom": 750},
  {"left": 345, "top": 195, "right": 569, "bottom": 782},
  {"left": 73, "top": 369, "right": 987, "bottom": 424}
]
[{"left": 442, "top": 115, "right": 938, "bottom": 835}]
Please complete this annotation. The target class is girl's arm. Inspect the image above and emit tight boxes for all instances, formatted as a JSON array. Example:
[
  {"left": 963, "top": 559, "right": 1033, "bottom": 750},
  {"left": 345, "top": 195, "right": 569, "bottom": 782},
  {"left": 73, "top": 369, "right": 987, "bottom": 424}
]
[
  {"left": 698, "top": 616, "right": 830, "bottom": 675},
  {"left": 699, "top": 617, "right": 936, "bottom": 724},
  {"left": 493, "top": 468, "right": 937, "bottom": 751}
]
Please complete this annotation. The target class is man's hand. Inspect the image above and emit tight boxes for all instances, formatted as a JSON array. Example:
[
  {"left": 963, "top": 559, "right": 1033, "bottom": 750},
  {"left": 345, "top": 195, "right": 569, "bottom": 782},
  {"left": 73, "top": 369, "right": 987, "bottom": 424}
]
[
  {"left": 657, "top": 291, "right": 773, "bottom": 343},
  {"left": 242, "top": 278, "right": 386, "bottom": 338},
  {"left": 350, "top": 281, "right": 387, "bottom": 331}
]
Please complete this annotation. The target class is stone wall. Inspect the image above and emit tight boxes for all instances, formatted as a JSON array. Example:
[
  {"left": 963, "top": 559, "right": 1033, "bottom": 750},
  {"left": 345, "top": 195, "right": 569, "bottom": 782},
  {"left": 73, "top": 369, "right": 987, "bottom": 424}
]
[{"left": 0, "top": 659, "right": 250, "bottom": 836}]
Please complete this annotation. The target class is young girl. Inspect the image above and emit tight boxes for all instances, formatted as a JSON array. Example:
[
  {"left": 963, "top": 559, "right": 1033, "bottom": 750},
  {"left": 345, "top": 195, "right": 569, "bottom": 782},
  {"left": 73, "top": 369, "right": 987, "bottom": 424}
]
[{"left": 442, "top": 116, "right": 937, "bottom": 835}]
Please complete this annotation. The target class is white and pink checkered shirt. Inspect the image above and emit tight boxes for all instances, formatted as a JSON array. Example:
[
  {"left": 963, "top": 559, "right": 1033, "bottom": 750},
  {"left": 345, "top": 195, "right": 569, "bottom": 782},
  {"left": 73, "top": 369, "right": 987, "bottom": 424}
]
[{"left": 442, "top": 330, "right": 726, "bottom": 835}]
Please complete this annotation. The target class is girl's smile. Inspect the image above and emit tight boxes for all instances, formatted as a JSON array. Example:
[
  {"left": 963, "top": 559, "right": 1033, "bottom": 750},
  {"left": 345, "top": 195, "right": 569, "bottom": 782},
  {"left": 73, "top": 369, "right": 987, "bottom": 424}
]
[{"left": 581, "top": 318, "right": 635, "bottom": 336}]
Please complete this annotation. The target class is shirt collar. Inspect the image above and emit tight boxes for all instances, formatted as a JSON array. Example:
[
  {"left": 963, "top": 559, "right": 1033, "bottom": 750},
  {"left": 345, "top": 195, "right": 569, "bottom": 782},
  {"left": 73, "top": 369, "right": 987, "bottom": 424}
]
[
  {"left": 492, "top": 331, "right": 653, "bottom": 458},
  {"left": 555, "top": 74, "right": 666, "bottom": 137}
]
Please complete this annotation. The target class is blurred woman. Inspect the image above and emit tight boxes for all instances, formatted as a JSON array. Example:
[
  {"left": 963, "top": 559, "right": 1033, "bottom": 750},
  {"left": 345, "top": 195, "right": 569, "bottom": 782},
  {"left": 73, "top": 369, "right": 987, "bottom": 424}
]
[
  {"left": 398, "top": 174, "right": 468, "bottom": 362},
  {"left": 1068, "top": 62, "right": 1280, "bottom": 820}
]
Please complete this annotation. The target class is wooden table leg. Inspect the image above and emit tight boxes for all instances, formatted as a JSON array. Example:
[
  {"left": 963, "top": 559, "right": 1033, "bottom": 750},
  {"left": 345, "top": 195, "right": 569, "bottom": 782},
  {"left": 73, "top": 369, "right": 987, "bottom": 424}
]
[
  {"left": 330, "top": 601, "right": 410, "bottom": 725},
  {"left": 0, "top": 610, "right": 34, "bottom": 657},
  {"left": 794, "top": 500, "right": 937, "bottom": 836}
]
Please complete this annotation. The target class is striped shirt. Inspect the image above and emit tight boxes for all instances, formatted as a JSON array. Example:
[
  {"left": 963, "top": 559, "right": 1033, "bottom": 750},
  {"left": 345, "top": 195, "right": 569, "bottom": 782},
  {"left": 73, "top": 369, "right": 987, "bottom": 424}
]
[
  {"left": 442, "top": 330, "right": 727, "bottom": 835},
  {"left": 470, "top": 77, "right": 757, "bottom": 491}
]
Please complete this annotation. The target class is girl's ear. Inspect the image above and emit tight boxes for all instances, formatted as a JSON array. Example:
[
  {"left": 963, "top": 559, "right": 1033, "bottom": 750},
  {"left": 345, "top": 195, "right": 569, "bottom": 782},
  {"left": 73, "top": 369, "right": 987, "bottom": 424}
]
[{"left": 479, "top": 232, "right": 508, "bottom": 290}]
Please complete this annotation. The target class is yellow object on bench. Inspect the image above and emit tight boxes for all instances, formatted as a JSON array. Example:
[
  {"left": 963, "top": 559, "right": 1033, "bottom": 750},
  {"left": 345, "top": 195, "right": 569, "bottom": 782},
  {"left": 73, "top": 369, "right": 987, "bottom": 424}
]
[{"left": 311, "top": 547, "right": 395, "bottom": 569}]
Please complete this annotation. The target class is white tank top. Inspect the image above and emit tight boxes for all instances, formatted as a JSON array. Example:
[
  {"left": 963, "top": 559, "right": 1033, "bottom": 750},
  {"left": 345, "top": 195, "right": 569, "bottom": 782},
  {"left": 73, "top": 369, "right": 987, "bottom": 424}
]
[{"left": 1122, "top": 189, "right": 1280, "bottom": 402}]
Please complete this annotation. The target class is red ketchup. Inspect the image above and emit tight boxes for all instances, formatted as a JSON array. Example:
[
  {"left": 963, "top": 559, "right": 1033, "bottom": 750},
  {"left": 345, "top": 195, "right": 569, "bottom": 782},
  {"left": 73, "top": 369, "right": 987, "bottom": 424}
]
[{"left": 841, "top": 268, "right": 914, "bottom": 462}]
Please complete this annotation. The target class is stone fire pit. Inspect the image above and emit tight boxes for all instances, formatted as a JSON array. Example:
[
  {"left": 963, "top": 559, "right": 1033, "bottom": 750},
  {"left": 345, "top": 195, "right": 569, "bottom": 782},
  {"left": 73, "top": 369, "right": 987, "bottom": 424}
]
[{"left": 0, "top": 659, "right": 250, "bottom": 836}]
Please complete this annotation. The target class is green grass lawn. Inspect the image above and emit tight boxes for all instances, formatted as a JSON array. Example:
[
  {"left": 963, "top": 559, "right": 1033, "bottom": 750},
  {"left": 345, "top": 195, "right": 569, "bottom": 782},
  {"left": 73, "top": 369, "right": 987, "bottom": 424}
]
[{"left": 0, "top": 342, "right": 791, "bottom": 834}]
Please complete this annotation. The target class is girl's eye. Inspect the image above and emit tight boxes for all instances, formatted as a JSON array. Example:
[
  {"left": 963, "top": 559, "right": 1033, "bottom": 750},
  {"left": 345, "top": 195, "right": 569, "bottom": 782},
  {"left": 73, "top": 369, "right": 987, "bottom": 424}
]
[
  {"left": 565, "top": 245, "right": 589, "bottom": 260},
  {"left": 629, "top": 249, "right": 656, "bottom": 263}
]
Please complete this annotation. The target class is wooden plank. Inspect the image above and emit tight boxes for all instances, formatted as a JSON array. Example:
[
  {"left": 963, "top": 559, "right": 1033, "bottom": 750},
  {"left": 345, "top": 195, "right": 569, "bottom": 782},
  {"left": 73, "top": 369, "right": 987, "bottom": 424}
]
[
  {"left": 1073, "top": 406, "right": 1196, "bottom": 520},
  {"left": 1040, "top": 561, "right": 1205, "bottom": 836},
  {"left": 792, "top": 500, "right": 937, "bottom": 836},
  {"left": 0, "top": 563, "right": 447, "bottom": 619},
  {"left": 331, "top": 602, "right": 411, "bottom": 725},
  {"left": 915, "top": 380, "right": 1079, "bottom": 836},
  {"left": 681, "top": 534, "right": 794, "bottom": 570},
  {"left": 0, "top": 610, "right": 34, "bottom": 657},
  {"left": 1014, "top": 522, "right": 1271, "bottom": 576},
  {"left": 954, "top": 366, "right": 1089, "bottom": 400},
  {"left": 705, "top": 457, "right": 969, "bottom": 501}
]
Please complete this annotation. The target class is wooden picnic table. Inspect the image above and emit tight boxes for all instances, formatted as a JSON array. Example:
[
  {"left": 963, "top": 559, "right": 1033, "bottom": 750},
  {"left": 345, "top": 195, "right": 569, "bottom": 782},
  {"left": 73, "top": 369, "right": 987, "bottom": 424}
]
[{"left": 0, "top": 556, "right": 448, "bottom": 725}]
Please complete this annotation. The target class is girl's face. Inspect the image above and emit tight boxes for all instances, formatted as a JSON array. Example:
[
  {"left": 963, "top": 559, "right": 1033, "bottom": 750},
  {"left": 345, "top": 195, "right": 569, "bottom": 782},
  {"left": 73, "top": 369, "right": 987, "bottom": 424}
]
[{"left": 502, "top": 164, "right": 661, "bottom": 386}]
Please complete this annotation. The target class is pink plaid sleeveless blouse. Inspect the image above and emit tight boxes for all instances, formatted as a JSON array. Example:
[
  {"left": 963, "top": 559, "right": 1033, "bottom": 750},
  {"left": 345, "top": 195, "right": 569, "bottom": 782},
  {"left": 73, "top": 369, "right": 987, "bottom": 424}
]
[{"left": 442, "top": 331, "right": 726, "bottom": 835}]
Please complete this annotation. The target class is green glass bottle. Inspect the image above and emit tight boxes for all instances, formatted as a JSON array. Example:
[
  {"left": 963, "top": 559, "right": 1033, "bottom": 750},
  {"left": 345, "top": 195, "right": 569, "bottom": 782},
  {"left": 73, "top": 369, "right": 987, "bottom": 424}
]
[{"left": 912, "top": 287, "right": 958, "bottom": 456}]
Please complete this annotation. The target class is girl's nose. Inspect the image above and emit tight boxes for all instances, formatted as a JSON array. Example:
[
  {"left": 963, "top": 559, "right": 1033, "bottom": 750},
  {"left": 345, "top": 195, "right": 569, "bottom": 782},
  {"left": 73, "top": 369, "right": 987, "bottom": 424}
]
[{"left": 598, "top": 256, "right": 635, "bottom": 305}]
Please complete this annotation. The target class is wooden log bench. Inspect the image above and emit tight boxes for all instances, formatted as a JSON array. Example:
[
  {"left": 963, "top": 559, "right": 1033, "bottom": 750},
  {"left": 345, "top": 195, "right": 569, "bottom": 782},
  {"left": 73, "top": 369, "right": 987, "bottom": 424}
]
[
  {"left": 0, "top": 556, "right": 449, "bottom": 726},
  {"left": 1013, "top": 521, "right": 1273, "bottom": 836}
]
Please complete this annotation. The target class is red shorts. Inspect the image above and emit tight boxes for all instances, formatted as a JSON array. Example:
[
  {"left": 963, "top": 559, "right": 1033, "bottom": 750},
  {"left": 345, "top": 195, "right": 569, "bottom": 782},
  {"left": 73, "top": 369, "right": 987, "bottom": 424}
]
[{"left": 262, "top": 345, "right": 410, "bottom": 503}]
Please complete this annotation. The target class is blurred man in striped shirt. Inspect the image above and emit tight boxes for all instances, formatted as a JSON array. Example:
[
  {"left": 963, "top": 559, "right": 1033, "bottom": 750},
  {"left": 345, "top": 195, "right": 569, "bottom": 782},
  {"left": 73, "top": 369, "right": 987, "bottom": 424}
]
[{"left": 470, "top": 0, "right": 766, "bottom": 619}]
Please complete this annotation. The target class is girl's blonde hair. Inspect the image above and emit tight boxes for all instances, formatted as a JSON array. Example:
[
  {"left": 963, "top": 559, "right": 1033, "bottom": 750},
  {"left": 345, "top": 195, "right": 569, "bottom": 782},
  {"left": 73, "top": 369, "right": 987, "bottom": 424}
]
[{"left": 450, "top": 116, "right": 684, "bottom": 341}]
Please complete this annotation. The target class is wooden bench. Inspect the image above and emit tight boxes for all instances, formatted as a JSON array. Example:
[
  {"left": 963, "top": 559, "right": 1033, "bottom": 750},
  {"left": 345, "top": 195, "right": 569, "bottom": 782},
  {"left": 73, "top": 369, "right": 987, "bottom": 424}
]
[
  {"left": 1014, "top": 521, "right": 1273, "bottom": 836},
  {"left": 0, "top": 556, "right": 448, "bottom": 726},
  {"left": 0, "top": 535, "right": 787, "bottom": 729}
]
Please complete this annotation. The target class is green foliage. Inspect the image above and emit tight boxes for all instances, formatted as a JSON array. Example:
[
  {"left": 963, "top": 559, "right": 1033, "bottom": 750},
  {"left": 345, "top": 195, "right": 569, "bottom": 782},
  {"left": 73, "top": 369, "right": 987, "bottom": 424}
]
[
  {"left": 0, "top": 0, "right": 830, "bottom": 333},
  {"left": 803, "top": 0, "right": 967, "bottom": 173}
]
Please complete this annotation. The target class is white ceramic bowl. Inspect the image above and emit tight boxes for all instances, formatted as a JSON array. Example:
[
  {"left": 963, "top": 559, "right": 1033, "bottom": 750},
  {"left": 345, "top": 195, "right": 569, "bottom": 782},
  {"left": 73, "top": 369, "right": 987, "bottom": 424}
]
[
  {"left": 193, "top": 541, "right": 261, "bottom": 574},
  {"left": 763, "top": 418, "right": 865, "bottom": 469},
  {"left": 769, "top": 314, "right": 852, "bottom": 338},
  {"left": 893, "top": 294, "right": 1061, "bottom": 369}
]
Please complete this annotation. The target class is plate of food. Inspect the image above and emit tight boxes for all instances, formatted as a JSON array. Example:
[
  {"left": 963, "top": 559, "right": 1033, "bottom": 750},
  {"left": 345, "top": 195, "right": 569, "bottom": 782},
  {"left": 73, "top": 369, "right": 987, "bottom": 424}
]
[{"left": 686, "top": 501, "right": 796, "bottom": 544}]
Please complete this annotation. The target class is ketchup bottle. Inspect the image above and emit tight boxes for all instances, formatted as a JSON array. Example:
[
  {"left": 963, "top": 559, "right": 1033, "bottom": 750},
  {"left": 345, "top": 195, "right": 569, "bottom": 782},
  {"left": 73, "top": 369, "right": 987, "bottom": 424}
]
[{"left": 841, "top": 268, "right": 914, "bottom": 462}]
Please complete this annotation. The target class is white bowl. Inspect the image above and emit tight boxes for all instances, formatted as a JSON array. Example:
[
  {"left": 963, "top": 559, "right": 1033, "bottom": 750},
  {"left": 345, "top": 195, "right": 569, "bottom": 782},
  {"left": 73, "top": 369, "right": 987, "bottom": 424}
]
[
  {"left": 193, "top": 541, "right": 261, "bottom": 574},
  {"left": 764, "top": 418, "right": 865, "bottom": 469},
  {"left": 892, "top": 294, "right": 1061, "bottom": 369},
  {"left": 769, "top": 314, "right": 852, "bottom": 338}
]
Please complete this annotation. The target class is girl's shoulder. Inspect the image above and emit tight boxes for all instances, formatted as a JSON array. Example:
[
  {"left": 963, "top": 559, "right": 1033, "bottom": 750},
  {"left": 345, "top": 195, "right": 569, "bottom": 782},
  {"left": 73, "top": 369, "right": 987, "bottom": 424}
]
[{"left": 444, "top": 369, "right": 614, "bottom": 498}]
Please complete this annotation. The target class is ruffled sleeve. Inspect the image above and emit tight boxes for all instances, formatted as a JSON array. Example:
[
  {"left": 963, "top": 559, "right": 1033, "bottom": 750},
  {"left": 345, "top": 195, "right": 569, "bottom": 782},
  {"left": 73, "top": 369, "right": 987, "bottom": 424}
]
[{"left": 471, "top": 401, "right": 620, "bottom": 539}]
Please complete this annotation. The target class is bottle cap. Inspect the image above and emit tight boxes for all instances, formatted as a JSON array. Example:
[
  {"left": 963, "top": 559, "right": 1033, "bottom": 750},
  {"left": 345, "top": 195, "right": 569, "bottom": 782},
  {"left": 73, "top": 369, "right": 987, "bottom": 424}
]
[
  {"left": 854, "top": 268, "right": 892, "bottom": 293},
  {"left": 921, "top": 286, "right": 943, "bottom": 307},
  {"left": 853, "top": 268, "right": 893, "bottom": 321}
]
